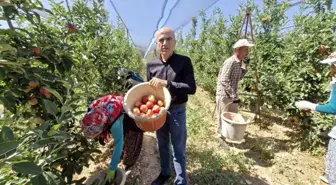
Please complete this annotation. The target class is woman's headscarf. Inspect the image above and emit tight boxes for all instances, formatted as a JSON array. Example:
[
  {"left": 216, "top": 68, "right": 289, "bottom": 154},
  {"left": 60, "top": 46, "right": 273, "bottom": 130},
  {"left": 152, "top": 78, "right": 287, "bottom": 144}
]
[{"left": 80, "top": 94, "right": 124, "bottom": 140}]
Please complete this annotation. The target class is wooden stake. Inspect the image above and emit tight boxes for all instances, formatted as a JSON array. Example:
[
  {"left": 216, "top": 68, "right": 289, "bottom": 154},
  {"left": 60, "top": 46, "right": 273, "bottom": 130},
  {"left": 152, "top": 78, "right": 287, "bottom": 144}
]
[{"left": 238, "top": 7, "right": 262, "bottom": 128}]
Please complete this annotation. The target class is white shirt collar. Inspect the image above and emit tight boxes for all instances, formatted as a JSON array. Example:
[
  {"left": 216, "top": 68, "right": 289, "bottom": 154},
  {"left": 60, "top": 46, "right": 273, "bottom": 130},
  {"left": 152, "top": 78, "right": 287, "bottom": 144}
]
[{"left": 233, "top": 55, "right": 241, "bottom": 62}]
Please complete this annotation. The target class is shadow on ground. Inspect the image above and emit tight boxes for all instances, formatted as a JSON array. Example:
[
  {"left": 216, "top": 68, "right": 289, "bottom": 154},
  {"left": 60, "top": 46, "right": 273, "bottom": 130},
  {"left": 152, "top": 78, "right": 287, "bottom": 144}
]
[
  {"left": 183, "top": 146, "right": 269, "bottom": 185},
  {"left": 218, "top": 131, "right": 294, "bottom": 168}
]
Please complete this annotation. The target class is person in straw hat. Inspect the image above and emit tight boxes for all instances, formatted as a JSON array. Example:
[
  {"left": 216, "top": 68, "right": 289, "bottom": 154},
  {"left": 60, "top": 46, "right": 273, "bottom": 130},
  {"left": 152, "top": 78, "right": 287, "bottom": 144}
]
[
  {"left": 215, "top": 38, "right": 254, "bottom": 140},
  {"left": 295, "top": 51, "right": 336, "bottom": 184},
  {"left": 80, "top": 70, "right": 145, "bottom": 185}
]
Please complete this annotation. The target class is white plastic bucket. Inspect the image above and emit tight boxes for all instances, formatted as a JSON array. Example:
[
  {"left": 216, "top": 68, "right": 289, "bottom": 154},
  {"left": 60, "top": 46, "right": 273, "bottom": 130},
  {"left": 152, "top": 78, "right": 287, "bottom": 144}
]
[{"left": 221, "top": 112, "right": 251, "bottom": 142}]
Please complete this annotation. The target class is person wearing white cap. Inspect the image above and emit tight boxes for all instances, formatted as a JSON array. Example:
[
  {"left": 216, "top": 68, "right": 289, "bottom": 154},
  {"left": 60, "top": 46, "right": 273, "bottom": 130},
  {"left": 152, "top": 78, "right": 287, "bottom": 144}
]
[
  {"left": 295, "top": 51, "right": 336, "bottom": 184},
  {"left": 215, "top": 39, "right": 254, "bottom": 140}
]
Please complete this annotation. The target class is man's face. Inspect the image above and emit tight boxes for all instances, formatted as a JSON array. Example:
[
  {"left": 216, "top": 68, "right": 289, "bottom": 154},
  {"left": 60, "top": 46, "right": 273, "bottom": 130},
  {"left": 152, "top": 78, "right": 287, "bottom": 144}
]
[
  {"left": 238, "top": 46, "right": 249, "bottom": 59},
  {"left": 156, "top": 30, "right": 176, "bottom": 56}
]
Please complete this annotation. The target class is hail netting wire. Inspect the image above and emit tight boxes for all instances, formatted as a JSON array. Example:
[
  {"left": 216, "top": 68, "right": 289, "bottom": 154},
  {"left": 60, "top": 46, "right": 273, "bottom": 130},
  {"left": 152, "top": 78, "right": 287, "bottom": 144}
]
[
  {"left": 104, "top": 0, "right": 221, "bottom": 57},
  {"left": 145, "top": 0, "right": 221, "bottom": 58}
]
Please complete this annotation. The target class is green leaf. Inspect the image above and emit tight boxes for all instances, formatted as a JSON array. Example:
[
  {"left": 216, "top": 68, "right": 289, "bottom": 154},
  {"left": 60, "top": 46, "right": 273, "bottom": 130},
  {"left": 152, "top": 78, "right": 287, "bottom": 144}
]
[
  {"left": 74, "top": 111, "right": 87, "bottom": 116},
  {"left": 47, "top": 130, "right": 55, "bottom": 137},
  {"left": 59, "top": 112, "right": 72, "bottom": 122},
  {"left": 32, "top": 11, "right": 41, "bottom": 23},
  {"left": 61, "top": 80, "right": 71, "bottom": 90},
  {"left": 45, "top": 153, "right": 66, "bottom": 164},
  {"left": 0, "top": 131, "right": 4, "bottom": 143},
  {"left": 35, "top": 7, "right": 53, "bottom": 15},
  {"left": 32, "top": 138, "right": 57, "bottom": 150},
  {"left": 0, "top": 44, "right": 15, "bottom": 52},
  {"left": 0, "top": 60, "right": 22, "bottom": 66},
  {"left": 0, "top": 141, "right": 18, "bottom": 155},
  {"left": 51, "top": 132, "right": 70, "bottom": 140},
  {"left": 0, "top": 68, "right": 5, "bottom": 80},
  {"left": 47, "top": 124, "right": 61, "bottom": 136},
  {"left": 44, "top": 171, "right": 60, "bottom": 185},
  {"left": 0, "top": 93, "right": 16, "bottom": 113},
  {"left": 68, "top": 78, "right": 76, "bottom": 88},
  {"left": 35, "top": 121, "right": 50, "bottom": 131},
  {"left": 61, "top": 55, "right": 74, "bottom": 71},
  {"left": 67, "top": 96, "right": 81, "bottom": 106},
  {"left": 41, "top": 87, "right": 63, "bottom": 102},
  {"left": 12, "top": 162, "right": 42, "bottom": 175},
  {"left": 51, "top": 124, "right": 61, "bottom": 131},
  {"left": 50, "top": 142, "right": 68, "bottom": 154},
  {"left": 31, "top": 129, "right": 43, "bottom": 136},
  {"left": 42, "top": 99, "right": 58, "bottom": 116},
  {"left": 61, "top": 105, "right": 71, "bottom": 113},
  {"left": 11, "top": 89, "right": 25, "bottom": 98},
  {"left": 31, "top": 174, "right": 47, "bottom": 185},
  {"left": 0, "top": 126, "right": 14, "bottom": 141}
]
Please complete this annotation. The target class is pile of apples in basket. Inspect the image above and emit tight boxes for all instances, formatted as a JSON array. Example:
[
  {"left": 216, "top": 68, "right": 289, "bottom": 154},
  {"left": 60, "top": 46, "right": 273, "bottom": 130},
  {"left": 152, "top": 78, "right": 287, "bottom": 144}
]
[{"left": 132, "top": 94, "right": 165, "bottom": 118}]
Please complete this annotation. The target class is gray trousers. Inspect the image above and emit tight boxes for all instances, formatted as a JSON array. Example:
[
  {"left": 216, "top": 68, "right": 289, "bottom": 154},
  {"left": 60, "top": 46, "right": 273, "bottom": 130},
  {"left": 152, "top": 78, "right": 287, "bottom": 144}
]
[
  {"left": 326, "top": 138, "right": 336, "bottom": 184},
  {"left": 216, "top": 96, "right": 238, "bottom": 135}
]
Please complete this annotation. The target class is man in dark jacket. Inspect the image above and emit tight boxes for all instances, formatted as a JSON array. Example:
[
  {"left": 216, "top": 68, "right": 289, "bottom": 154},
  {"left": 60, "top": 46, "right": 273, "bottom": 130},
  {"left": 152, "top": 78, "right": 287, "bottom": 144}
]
[{"left": 146, "top": 27, "right": 196, "bottom": 185}]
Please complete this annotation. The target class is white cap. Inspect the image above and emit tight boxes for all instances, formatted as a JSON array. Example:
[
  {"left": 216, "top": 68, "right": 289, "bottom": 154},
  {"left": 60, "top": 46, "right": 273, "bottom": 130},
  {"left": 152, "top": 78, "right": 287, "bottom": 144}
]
[
  {"left": 233, "top": 39, "right": 255, "bottom": 49},
  {"left": 320, "top": 51, "right": 336, "bottom": 65}
]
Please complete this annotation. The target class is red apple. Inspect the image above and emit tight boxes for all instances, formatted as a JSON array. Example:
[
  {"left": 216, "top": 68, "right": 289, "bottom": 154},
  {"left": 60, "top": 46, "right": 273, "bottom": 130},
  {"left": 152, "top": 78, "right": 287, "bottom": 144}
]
[
  {"left": 39, "top": 87, "right": 51, "bottom": 98},
  {"left": 146, "top": 109, "right": 153, "bottom": 117},
  {"left": 32, "top": 47, "right": 40, "bottom": 56},
  {"left": 67, "top": 23, "right": 78, "bottom": 33},
  {"left": 157, "top": 100, "right": 164, "bottom": 107},
  {"left": 134, "top": 101, "right": 142, "bottom": 108},
  {"left": 29, "top": 97, "right": 38, "bottom": 105},
  {"left": 32, "top": 117, "right": 44, "bottom": 124},
  {"left": 148, "top": 94, "right": 157, "bottom": 103},
  {"left": 319, "top": 45, "right": 326, "bottom": 54},
  {"left": 24, "top": 86, "right": 33, "bottom": 93},
  {"left": 152, "top": 105, "right": 160, "bottom": 113},
  {"left": 28, "top": 81, "right": 39, "bottom": 88},
  {"left": 140, "top": 104, "right": 148, "bottom": 113},
  {"left": 132, "top": 107, "right": 141, "bottom": 116},
  {"left": 146, "top": 101, "right": 154, "bottom": 109},
  {"left": 142, "top": 96, "right": 149, "bottom": 104}
]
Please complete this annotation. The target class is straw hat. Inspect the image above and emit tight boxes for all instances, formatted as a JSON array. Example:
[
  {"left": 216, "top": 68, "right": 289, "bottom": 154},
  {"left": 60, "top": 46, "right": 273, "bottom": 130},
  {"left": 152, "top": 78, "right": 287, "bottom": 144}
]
[{"left": 233, "top": 39, "right": 255, "bottom": 49}]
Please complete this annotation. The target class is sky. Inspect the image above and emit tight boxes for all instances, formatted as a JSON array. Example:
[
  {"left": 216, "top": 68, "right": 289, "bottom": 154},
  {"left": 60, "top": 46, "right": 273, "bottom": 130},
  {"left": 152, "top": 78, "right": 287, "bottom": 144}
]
[{"left": 1, "top": 0, "right": 335, "bottom": 57}]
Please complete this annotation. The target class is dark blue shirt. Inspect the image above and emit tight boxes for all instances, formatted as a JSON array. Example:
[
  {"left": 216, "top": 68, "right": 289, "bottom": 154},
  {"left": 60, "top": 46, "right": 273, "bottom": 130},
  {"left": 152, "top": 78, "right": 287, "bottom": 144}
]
[{"left": 146, "top": 53, "right": 196, "bottom": 105}]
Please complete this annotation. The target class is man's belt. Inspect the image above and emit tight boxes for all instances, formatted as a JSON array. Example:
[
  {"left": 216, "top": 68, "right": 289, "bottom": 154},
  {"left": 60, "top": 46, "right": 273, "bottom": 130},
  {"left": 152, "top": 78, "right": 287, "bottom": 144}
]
[{"left": 169, "top": 103, "right": 186, "bottom": 109}]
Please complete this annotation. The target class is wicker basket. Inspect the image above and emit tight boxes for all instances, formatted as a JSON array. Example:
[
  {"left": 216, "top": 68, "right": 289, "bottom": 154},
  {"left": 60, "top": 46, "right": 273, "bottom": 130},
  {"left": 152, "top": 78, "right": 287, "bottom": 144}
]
[{"left": 123, "top": 82, "right": 171, "bottom": 132}]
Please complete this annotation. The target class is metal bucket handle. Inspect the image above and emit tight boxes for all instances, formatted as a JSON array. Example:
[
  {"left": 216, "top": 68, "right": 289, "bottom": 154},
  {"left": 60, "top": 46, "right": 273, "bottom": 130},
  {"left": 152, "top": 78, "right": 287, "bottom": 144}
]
[{"left": 222, "top": 102, "right": 252, "bottom": 125}]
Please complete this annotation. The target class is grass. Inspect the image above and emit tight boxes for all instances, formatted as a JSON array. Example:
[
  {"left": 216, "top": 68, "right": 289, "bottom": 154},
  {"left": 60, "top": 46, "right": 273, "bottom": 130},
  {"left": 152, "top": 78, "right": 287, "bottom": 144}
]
[
  {"left": 90, "top": 88, "right": 324, "bottom": 185},
  {"left": 182, "top": 92, "right": 258, "bottom": 185}
]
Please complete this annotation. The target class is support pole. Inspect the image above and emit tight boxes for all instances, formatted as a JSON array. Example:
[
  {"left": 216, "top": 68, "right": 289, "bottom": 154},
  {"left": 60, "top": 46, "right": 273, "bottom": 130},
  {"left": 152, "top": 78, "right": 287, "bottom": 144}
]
[{"left": 238, "top": 7, "right": 262, "bottom": 128}]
